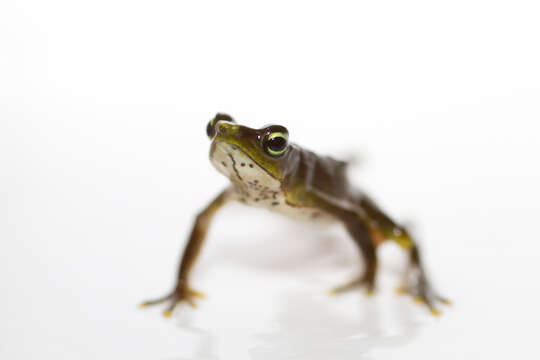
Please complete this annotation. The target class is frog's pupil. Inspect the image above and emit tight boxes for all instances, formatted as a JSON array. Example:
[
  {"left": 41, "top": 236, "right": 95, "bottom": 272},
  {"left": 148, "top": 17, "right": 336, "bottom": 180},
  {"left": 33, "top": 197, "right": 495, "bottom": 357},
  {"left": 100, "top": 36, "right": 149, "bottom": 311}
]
[{"left": 268, "top": 136, "right": 286, "bottom": 151}]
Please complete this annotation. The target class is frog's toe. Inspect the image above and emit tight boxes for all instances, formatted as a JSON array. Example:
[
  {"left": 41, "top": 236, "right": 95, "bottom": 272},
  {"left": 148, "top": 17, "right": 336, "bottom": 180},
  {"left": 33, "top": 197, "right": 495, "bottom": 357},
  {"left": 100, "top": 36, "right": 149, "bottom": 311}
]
[
  {"left": 398, "top": 283, "right": 450, "bottom": 315},
  {"left": 187, "top": 288, "right": 206, "bottom": 299},
  {"left": 140, "top": 286, "right": 206, "bottom": 318},
  {"left": 330, "top": 276, "right": 375, "bottom": 295},
  {"left": 139, "top": 293, "right": 174, "bottom": 308},
  {"left": 394, "top": 286, "right": 408, "bottom": 295},
  {"left": 438, "top": 296, "right": 452, "bottom": 306},
  {"left": 413, "top": 292, "right": 440, "bottom": 315}
]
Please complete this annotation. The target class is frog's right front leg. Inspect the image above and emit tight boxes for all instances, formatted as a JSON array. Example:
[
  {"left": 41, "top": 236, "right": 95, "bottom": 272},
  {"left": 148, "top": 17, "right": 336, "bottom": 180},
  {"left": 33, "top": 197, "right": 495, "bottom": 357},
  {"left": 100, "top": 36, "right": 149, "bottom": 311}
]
[{"left": 140, "top": 187, "right": 235, "bottom": 317}]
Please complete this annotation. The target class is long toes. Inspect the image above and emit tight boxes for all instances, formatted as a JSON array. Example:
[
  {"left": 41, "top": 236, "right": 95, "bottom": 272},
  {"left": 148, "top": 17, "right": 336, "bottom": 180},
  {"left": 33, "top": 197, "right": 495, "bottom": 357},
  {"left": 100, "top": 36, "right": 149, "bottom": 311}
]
[
  {"left": 411, "top": 287, "right": 450, "bottom": 315},
  {"left": 139, "top": 293, "right": 174, "bottom": 308},
  {"left": 188, "top": 289, "right": 206, "bottom": 299},
  {"left": 331, "top": 278, "right": 371, "bottom": 295},
  {"left": 413, "top": 295, "right": 440, "bottom": 315},
  {"left": 331, "top": 283, "right": 357, "bottom": 295},
  {"left": 426, "top": 301, "right": 441, "bottom": 316},
  {"left": 163, "top": 294, "right": 181, "bottom": 317},
  {"left": 425, "top": 298, "right": 442, "bottom": 316},
  {"left": 186, "top": 298, "right": 198, "bottom": 308},
  {"left": 331, "top": 284, "right": 355, "bottom": 295},
  {"left": 395, "top": 286, "right": 409, "bottom": 295},
  {"left": 437, "top": 295, "right": 452, "bottom": 306},
  {"left": 364, "top": 288, "right": 375, "bottom": 297}
]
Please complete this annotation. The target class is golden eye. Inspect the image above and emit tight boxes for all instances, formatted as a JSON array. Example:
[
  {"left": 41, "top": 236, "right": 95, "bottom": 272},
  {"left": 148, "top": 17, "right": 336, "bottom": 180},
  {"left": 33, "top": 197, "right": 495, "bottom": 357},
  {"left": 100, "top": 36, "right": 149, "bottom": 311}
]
[{"left": 264, "top": 132, "right": 288, "bottom": 156}]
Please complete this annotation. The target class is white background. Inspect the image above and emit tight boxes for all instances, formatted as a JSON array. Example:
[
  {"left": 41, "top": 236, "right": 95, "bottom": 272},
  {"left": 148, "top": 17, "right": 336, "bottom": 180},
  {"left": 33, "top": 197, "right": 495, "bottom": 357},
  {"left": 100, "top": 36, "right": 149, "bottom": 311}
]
[{"left": 1, "top": 0, "right": 540, "bottom": 359}]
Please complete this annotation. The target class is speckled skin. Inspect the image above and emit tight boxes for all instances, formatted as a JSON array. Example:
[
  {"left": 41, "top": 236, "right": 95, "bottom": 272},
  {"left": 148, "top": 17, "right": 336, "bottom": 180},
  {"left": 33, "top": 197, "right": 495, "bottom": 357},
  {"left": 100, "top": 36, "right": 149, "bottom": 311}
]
[
  {"left": 210, "top": 140, "right": 332, "bottom": 222},
  {"left": 141, "top": 114, "right": 450, "bottom": 317}
]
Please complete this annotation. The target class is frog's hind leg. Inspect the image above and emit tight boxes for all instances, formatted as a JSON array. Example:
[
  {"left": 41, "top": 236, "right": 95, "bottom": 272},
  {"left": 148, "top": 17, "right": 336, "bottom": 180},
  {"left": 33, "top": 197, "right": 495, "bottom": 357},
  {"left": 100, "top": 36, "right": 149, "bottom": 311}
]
[
  {"left": 397, "top": 240, "right": 451, "bottom": 315},
  {"left": 330, "top": 210, "right": 378, "bottom": 296},
  {"left": 356, "top": 196, "right": 450, "bottom": 314}
]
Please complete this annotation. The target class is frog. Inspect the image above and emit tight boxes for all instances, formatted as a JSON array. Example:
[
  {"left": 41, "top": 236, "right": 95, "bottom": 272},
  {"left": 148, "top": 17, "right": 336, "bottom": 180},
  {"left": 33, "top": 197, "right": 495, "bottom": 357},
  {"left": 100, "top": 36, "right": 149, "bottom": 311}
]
[{"left": 141, "top": 113, "right": 450, "bottom": 317}]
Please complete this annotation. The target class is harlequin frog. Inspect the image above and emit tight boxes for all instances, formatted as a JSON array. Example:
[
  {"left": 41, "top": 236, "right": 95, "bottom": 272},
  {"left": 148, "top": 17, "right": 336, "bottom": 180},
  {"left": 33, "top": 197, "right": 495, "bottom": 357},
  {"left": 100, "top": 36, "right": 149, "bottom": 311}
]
[{"left": 141, "top": 114, "right": 449, "bottom": 316}]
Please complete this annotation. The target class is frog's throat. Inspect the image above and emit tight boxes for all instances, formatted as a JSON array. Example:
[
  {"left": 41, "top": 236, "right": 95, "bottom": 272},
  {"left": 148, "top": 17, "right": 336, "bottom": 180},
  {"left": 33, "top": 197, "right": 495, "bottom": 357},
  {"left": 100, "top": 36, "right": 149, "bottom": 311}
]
[{"left": 209, "top": 140, "right": 280, "bottom": 182}]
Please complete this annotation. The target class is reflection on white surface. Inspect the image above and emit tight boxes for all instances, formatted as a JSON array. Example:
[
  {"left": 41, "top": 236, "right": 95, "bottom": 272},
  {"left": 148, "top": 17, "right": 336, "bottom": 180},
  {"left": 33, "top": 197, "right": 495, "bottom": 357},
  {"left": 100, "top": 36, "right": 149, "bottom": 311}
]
[
  {"left": 248, "top": 293, "right": 420, "bottom": 360},
  {"left": 165, "top": 325, "right": 219, "bottom": 360},
  {"left": 168, "top": 285, "right": 424, "bottom": 360},
  {"left": 169, "top": 291, "right": 423, "bottom": 360}
]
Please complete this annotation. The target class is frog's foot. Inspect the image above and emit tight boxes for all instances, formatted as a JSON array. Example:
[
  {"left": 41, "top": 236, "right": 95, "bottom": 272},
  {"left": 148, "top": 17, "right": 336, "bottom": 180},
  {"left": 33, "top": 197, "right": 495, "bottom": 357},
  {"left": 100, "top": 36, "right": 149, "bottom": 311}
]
[
  {"left": 396, "top": 278, "right": 451, "bottom": 315},
  {"left": 139, "top": 286, "right": 206, "bottom": 317},
  {"left": 330, "top": 275, "right": 375, "bottom": 296}
]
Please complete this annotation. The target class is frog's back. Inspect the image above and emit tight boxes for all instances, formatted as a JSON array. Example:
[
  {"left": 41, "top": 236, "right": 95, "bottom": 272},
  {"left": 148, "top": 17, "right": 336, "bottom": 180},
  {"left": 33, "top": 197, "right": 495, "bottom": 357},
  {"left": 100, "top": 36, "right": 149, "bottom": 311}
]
[{"left": 283, "top": 145, "right": 353, "bottom": 202}]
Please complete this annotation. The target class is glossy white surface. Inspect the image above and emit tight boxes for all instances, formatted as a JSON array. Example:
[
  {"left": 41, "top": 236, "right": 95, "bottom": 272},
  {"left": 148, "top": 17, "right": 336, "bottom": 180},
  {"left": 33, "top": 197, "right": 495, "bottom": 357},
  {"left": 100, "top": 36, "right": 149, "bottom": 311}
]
[{"left": 2, "top": 1, "right": 540, "bottom": 359}]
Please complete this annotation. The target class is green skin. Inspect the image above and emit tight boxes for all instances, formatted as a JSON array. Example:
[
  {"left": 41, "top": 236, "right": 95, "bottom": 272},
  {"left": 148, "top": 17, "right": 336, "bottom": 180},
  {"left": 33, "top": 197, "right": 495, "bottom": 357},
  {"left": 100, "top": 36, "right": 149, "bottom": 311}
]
[{"left": 142, "top": 114, "right": 449, "bottom": 316}]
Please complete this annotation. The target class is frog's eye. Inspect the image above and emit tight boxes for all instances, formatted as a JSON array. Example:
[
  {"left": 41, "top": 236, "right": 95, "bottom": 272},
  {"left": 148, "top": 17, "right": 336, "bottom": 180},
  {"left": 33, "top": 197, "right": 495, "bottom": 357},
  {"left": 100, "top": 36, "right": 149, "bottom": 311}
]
[
  {"left": 263, "top": 131, "right": 289, "bottom": 157},
  {"left": 207, "top": 113, "right": 235, "bottom": 139},
  {"left": 206, "top": 120, "right": 216, "bottom": 139}
]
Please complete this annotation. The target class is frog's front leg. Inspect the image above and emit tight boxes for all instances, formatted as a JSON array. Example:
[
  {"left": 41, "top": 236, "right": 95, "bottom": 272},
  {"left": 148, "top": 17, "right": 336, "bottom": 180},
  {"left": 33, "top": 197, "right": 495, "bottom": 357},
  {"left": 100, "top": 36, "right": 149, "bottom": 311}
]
[{"left": 140, "top": 187, "right": 235, "bottom": 317}]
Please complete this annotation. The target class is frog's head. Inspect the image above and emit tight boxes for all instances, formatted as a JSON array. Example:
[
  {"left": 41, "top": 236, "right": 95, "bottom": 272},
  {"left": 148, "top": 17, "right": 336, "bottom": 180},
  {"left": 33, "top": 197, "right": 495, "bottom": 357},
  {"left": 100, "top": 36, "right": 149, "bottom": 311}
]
[{"left": 207, "top": 113, "right": 291, "bottom": 183}]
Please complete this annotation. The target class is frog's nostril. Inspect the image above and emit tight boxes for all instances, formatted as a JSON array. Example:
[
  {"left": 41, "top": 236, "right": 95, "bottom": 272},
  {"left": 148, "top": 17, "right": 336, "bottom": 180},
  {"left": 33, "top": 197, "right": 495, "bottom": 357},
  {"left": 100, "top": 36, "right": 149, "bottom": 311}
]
[{"left": 216, "top": 121, "right": 237, "bottom": 135}]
